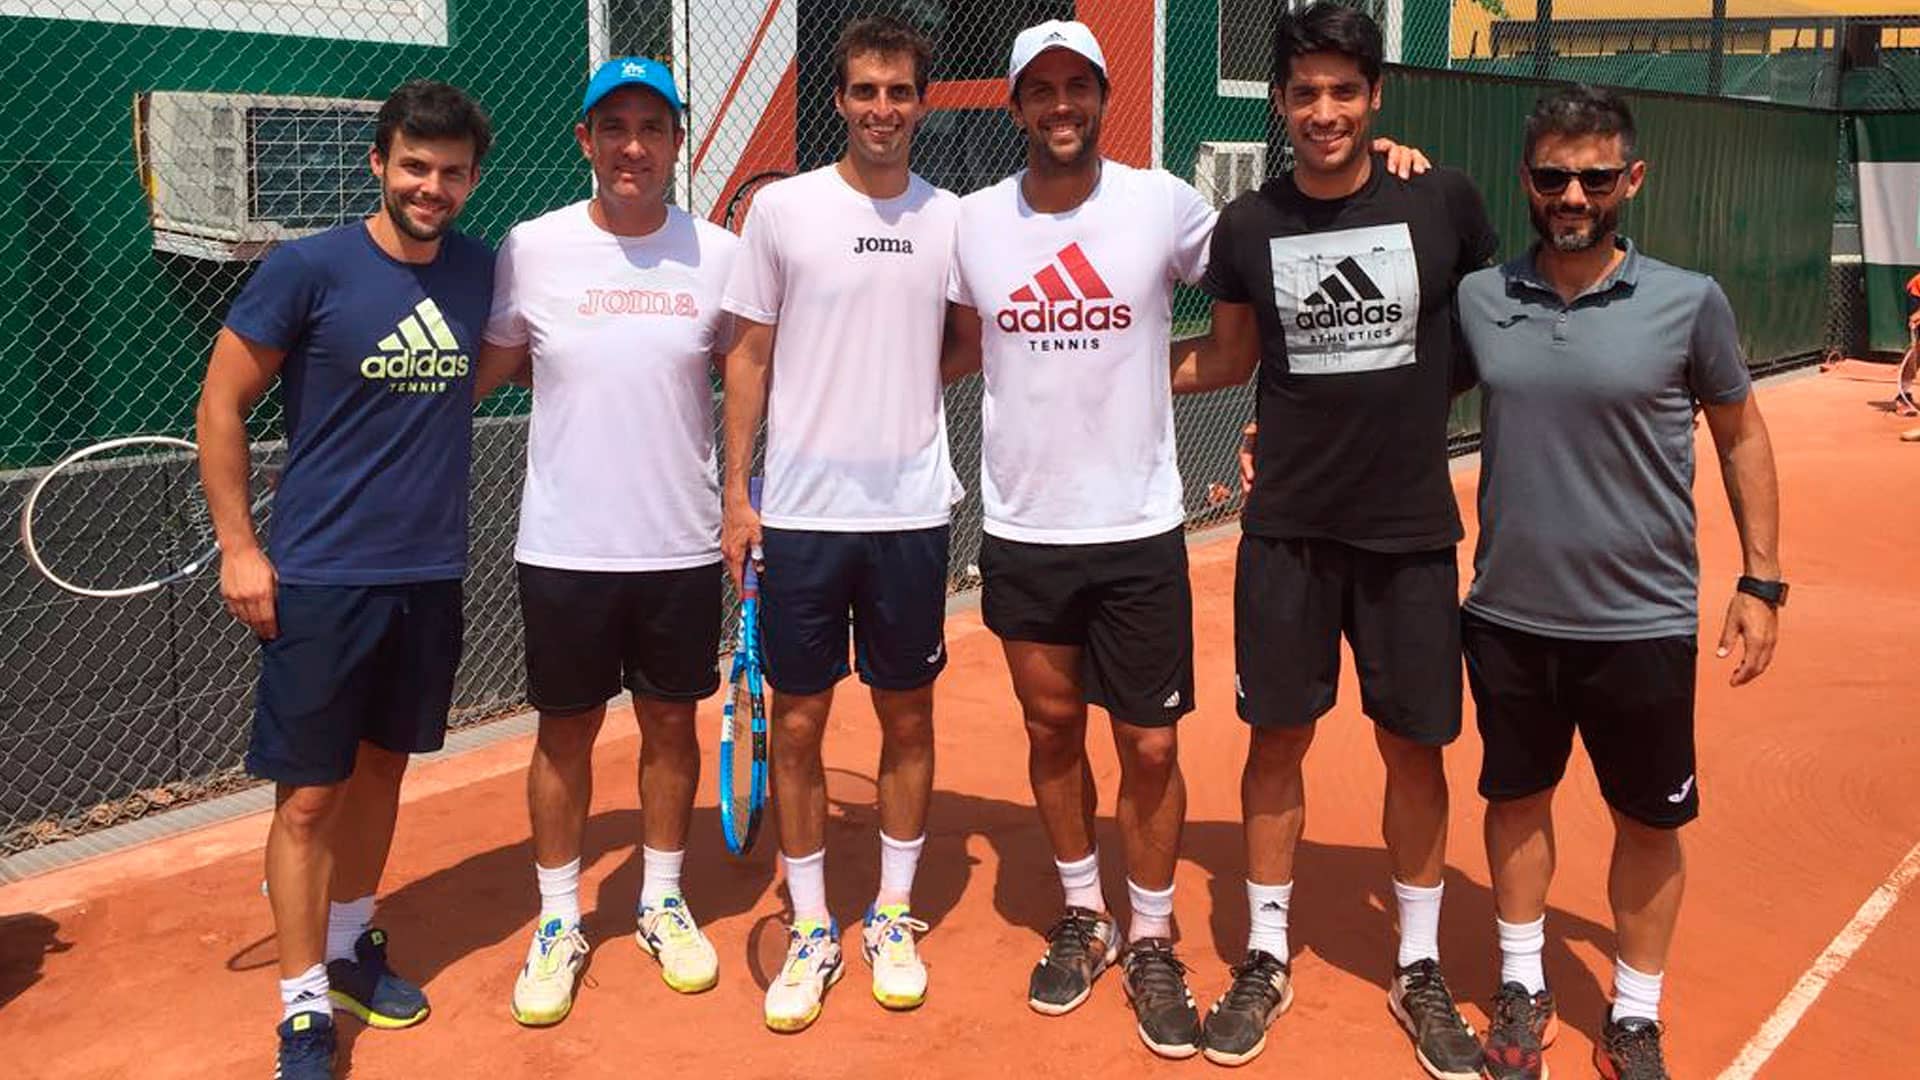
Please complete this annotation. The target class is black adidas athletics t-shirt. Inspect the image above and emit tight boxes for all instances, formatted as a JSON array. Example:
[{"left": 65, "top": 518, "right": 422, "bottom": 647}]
[{"left": 1202, "top": 156, "right": 1496, "bottom": 551}]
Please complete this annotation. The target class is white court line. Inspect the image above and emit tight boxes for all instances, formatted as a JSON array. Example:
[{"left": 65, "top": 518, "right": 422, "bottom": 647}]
[{"left": 1716, "top": 839, "right": 1920, "bottom": 1080}]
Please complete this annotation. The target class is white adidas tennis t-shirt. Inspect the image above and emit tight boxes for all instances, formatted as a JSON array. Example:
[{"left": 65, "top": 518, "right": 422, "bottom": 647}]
[
  {"left": 722, "top": 165, "right": 963, "bottom": 531},
  {"left": 950, "top": 161, "right": 1217, "bottom": 544},
  {"left": 485, "top": 201, "right": 736, "bottom": 571}
]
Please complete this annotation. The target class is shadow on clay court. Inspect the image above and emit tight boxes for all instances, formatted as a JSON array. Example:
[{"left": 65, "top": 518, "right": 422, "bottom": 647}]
[{"left": 0, "top": 912, "right": 72, "bottom": 1012}]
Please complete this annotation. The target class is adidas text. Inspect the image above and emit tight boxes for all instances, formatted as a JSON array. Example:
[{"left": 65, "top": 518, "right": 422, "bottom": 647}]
[
  {"left": 1295, "top": 300, "right": 1403, "bottom": 331},
  {"left": 997, "top": 299, "right": 1133, "bottom": 334}
]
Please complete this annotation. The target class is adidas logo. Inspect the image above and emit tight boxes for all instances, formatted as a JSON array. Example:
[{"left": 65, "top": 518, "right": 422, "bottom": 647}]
[
  {"left": 1295, "top": 255, "right": 1404, "bottom": 330},
  {"left": 1163, "top": 689, "right": 1182, "bottom": 709},
  {"left": 361, "top": 298, "right": 471, "bottom": 392},
  {"left": 997, "top": 243, "right": 1133, "bottom": 335}
]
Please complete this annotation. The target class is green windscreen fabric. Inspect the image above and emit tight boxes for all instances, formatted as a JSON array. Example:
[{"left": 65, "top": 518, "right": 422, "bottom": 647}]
[{"left": 1854, "top": 112, "right": 1920, "bottom": 354}]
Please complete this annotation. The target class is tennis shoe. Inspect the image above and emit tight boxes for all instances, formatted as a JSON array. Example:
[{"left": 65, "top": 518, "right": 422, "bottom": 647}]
[
  {"left": 326, "top": 928, "right": 428, "bottom": 1029},
  {"left": 273, "top": 1009, "right": 335, "bottom": 1080},
  {"left": 511, "top": 917, "right": 590, "bottom": 1027},
  {"left": 1593, "top": 1016, "right": 1669, "bottom": 1080},
  {"left": 861, "top": 903, "right": 930, "bottom": 1009},
  {"left": 764, "top": 918, "right": 843, "bottom": 1033},
  {"left": 1388, "top": 958, "right": 1484, "bottom": 1080},
  {"left": 635, "top": 896, "right": 719, "bottom": 993},
  {"left": 1201, "top": 949, "right": 1294, "bottom": 1066},
  {"left": 1120, "top": 937, "right": 1202, "bottom": 1059},
  {"left": 1483, "top": 982, "right": 1558, "bottom": 1080},
  {"left": 1027, "top": 906, "right": 1119, "bottom": 1015}
]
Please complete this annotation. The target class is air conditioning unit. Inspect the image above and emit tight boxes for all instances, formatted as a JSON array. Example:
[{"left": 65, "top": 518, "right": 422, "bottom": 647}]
[
  {"left": 138, "top": 91, "right": 382, "bottom": 261},
  {"left": 1194, "top": 141, "right": 1267, "bottom": 209}
]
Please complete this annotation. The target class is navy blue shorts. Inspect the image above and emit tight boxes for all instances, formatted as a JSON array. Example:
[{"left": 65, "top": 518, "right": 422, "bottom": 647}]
[
  {"left": 758, "top": 526, "right": 949, "bottom": 696},
  {"left": 247, "top": 580, "right": 464, "bottom": 786}
]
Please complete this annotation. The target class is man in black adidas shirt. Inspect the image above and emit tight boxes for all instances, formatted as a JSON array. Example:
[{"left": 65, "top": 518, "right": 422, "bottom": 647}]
[{"left": 1171, "top": 5, "right": 1494, "bottom": 1074}]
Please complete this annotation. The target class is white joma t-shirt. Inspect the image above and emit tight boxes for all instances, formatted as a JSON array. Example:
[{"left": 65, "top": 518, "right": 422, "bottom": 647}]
[
  {"left": 485, "top": 201, "right": 736, "bottom": 571},
  {"left": 950, "top": 161, "right": 1217, "bottom": 544},
  {"left": 722, "top": 165, "right": 963, "bottom": 531}
]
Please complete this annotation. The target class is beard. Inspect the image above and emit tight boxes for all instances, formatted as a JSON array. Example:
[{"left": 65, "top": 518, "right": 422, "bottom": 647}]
[
  {"left": 1530, "top": 198, "right": 1617, "bottom": 253},
  {"left": 1029, "top": 112, "right": 1102, "bottom": 170},
  {"left": 382, "top": 186, "right": 454, "bottom": 242}
]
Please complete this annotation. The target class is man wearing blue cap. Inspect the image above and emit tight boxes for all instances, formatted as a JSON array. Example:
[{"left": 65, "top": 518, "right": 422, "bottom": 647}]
[{"left": 473, "top": 56, "right": 740, "bottom": 1026}]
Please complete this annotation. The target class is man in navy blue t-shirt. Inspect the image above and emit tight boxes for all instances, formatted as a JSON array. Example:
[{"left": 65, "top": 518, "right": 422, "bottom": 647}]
[{"left": 194, "top": 79, "right": 494, "bottom": 1080}]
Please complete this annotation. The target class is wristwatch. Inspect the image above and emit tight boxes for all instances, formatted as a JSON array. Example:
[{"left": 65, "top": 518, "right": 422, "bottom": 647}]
[{"left": 1736, "top": 576, "right": 1789, "bottom": 609}]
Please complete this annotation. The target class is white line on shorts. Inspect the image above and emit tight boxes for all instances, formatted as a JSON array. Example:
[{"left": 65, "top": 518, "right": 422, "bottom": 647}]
[{"left": 1716, "top": 838, "right": 1920, "bottom": 1080}]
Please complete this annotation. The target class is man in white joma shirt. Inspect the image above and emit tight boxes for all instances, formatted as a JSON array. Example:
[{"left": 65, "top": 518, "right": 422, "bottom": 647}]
[
  {"left": 942, "top": 21, "right": 1215, "bottom": 1060},
  {"left": 720, "top": 16, "right": 961, "bottom": 1032},
  {"left": 473, "top": 57, "right": 736, "bottom": 1026}
]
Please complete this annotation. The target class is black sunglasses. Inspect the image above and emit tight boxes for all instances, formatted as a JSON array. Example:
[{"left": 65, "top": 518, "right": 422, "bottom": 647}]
[{"left": 1527, "top": 166, "right": 1627, "bottom": 195}]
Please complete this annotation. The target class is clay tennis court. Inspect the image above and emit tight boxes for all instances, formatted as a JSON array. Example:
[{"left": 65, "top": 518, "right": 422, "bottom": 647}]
[{"left": 3, "top": 365, "right": 1916, "bottom": 1078}]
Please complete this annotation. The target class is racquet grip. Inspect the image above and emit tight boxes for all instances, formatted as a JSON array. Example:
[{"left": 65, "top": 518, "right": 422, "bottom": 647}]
[{"left": 744, "top": 476, "right": 764, "bottom": 591}]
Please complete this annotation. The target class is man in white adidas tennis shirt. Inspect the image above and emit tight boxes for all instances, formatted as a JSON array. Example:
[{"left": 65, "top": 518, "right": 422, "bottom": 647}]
[
  {"left": 719, "top": 16, "right": 963, "bottom": 1032},
  {"left": 472, "top": 57, "right": 736, "bottom": 1026},
  {"left": 941, "top": 21, "right": 1214, "bottom": 1059}
]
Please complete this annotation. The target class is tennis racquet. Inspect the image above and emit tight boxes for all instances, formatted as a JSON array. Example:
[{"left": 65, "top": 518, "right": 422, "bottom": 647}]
[
  {"left": 718, "top": 477, "right": 769, "bottom": 855},
  {"left": 18, "top": 435, "right": 279, "bottom": 598},
  {"left": 721, "top": 170, "right": 791, "bottom": 234},
  {"left": 1897, "top": 326, "right": 1919, "bottom": 416}
]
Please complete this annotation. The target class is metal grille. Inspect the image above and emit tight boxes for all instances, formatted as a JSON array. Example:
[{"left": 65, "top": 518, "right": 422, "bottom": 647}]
[{"left": 0, "top": 0, "right": 1891, "bottom": 850}]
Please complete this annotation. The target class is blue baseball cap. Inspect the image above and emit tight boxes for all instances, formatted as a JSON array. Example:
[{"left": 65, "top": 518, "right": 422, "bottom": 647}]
[{"left": 582, "top": 56, "right": 683, "bottom": 117}]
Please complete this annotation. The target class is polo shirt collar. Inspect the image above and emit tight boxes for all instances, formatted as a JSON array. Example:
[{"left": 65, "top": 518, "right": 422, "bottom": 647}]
[{"left": 1506, "top": 236, "right": 1640, "bottom": 301}]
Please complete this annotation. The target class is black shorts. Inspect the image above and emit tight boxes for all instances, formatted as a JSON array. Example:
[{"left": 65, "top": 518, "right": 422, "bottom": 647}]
[
  {"left": 1235, "top": 536, "right": 1461, "bottom": 745},
  {"left": 1463, "top": 610, "right": 1699, "bottom": 829},
  {"left": 758, "top": 526, "right": 950, "bottom": 696},
  {"left": 980, "top": 527, "right": 1193, "bottom": 728},
  {"left": 516, "top": 562, "right": 722, "bottom": 713},
  {"left": 248, "top": 580, "right": 464, "bottom": 786}
]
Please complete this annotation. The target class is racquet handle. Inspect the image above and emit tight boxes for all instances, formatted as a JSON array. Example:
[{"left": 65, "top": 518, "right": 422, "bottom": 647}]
[{"left": 744, "top": 477, "right": 764, "bottom": 591}]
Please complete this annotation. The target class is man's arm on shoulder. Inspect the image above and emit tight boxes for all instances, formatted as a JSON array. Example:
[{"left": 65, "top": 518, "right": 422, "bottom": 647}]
[
  {"left": 1171, "top": 301, "right": 1259, "bottom": 395},
  {"left": 473, "top": 341, "right": 530, "bottom": 401},
  {"left": 195, "top": 328, "right": 285, "bottom": 639},
  {"left": 941, "top": 302, "right": 983, "bottom": 386}
]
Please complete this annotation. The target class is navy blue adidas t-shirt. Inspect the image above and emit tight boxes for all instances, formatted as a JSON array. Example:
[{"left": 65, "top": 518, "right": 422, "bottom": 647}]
[{"left": 224, "top": 222, "right": 493, "bottom": 585}]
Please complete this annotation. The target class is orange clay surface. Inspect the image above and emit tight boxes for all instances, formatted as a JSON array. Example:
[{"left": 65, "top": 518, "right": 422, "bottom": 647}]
[{"left": 3, "top": 366, "right": 1918, "bottom": 1079}]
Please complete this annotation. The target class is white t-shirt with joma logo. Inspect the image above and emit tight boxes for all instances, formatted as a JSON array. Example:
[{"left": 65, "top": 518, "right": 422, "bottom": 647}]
[
  {"left": 950, "top": 161, "right": 1216, "bottom": 544},
  {"left": 722, "top": 165, "right": 964, "bottom": 531},
  {"left": 485, "top": 201, "right": 737, "bottom": 571}
]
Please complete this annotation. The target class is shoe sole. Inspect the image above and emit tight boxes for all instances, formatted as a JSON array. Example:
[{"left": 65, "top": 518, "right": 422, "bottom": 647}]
[
  {"left": 1201, "top": 982, "right": 1295, "bottom": 1067},
  {"left": 1387, "top": 990, "right": 1482, "bottom": 1080},
  {"left": 328, "top": 990, "right": 428, "bottom": 1030},
  {"left": 1026, "top": 938, "right": 1121, "bottom": 1016},
  {"left": 510, "top": 996, "right": 574, "bottom": 1028},
  {"left": 634, "top": 929, "right": 719, "bottom": 994},
  {"left": 765, "top": 959, "right": 845, "bottom": 1033}
]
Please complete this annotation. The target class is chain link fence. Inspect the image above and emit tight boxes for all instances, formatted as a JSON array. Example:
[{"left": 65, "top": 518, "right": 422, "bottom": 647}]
[{"left": 1, "top": 0, "right": 1901, "bottom": 850}]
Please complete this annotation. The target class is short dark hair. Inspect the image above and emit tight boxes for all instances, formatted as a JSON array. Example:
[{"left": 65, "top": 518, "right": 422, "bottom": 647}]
[
  {"left": 1523, "top": 85, "right": 1638, "bottom": 163},
  {"left": 832, "top": 15, "right": 934, "bottom": 97},
  {"left": 1273, "top": 2, "right": 1385, "bottom": 88},
  {"left": 375, "top": 79, "right": 493, "bottom": 165}
]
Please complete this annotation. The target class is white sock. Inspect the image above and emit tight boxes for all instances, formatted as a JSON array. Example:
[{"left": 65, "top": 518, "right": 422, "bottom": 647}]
[
  {"left": 1127, "top": 878, "right": 1175, "bottom": 942},
  {"left": 324, "top": 894, "right": 375, "bottom": 964},
  {"left": 279, "top": 963, "right": 331, "bottom": 1022},
  {"left": 1394, "top": 879, "right": 1444, "bottom": 968},
  {"left": 1611, "top": 958, "right": 1663, "bottom": 1023},
  {"left": 1498, "top": 915, "right": 1548, "bottom": 994},
  {"left": 535, "top": 858, "right": 581, "bottom": 929},
  {"left": 876, "top": 831, "right": 925, "bottom": 908},
  {"left": 1056, "top": 850, "right": 1106, "bottom": 912},
  {"left": 783, "top": 848, "right": 829, "bottom": 922},
  {"left": 639, "top": 845, "right": 684, "bottom": 910},
  {"left": 1246, "top": 879, "right": 1293, "bottom": 960}
]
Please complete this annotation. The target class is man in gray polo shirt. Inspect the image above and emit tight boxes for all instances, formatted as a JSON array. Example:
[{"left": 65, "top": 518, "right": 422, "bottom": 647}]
[{"left": 1456, "top": 86, "right": 1782, "bottom": 1080}]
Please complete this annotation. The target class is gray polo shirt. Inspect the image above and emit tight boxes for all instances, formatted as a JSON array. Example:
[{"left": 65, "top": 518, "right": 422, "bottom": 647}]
[{"left": 1457, "top": 238, "right": 1751, "bottom": 641}]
